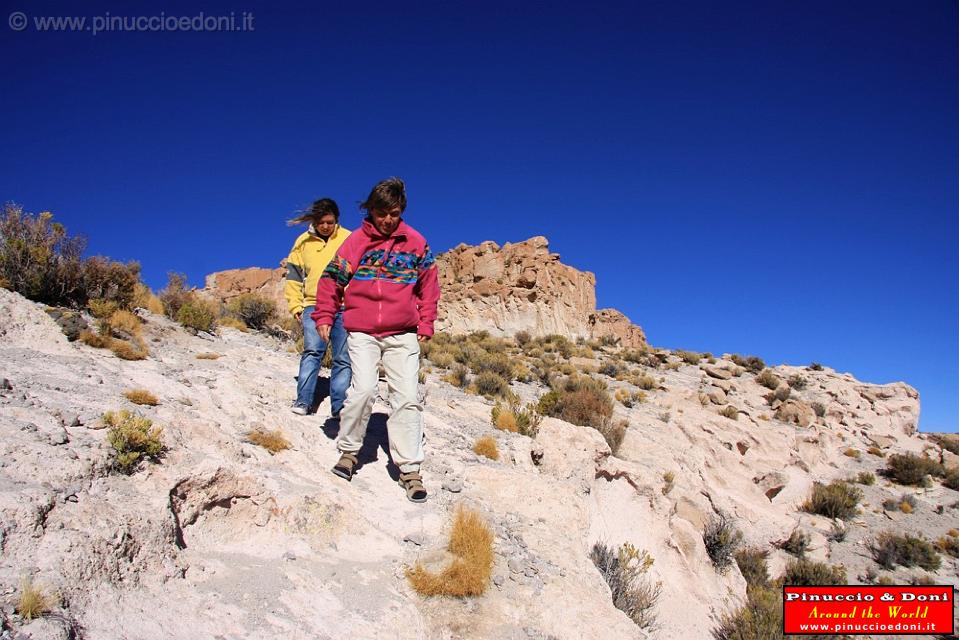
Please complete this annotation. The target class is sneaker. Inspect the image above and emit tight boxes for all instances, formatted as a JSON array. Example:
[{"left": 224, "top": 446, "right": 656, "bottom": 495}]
[
  {"left": 331, "top": 409, "right": 341, "bottom": 420},
  {"left": 290, "top": 404, "right": 308, "bottom": 415}
]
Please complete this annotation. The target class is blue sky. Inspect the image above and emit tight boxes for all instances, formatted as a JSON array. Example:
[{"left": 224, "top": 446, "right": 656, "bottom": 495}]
[{"left": 1, "top": 1, "right": 957, "bottom": 431}]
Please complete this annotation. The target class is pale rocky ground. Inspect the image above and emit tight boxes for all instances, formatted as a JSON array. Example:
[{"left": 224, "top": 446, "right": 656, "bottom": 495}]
[{"left": 1, "top": 286, "right": 957, "bottom": 640}]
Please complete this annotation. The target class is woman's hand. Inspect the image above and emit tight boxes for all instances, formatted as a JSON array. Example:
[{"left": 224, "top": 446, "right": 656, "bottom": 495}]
[{"left": 319, "top": 324, "right": 332, "bottom": 342}]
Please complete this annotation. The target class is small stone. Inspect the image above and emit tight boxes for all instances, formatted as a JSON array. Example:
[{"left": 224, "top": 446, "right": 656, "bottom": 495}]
[
  {"left": 283, "top": 551, "right": 296, "bottom": 561},
  {"left": 48, "top": 429, "right": 68, "bottom": 445},
  {"left": 403, "top": 532, "right": 426, "bottom": 546},
  {"left": 493, "top": 574, "right": 505, "bottom": 587},
  {"left": 61, "top": 414, "right": 81, "bottom": 428},
  {"left": 0, "top": 378, "right": 11, "bottom": 390},
  {"left": 508, "top": 557, "right": 525, "bottom": 573},
  {"left": 442, "top": 479, "right": 463, "bottom": 493}
]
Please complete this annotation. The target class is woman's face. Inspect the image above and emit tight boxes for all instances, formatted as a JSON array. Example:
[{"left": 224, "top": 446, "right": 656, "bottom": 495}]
[
  {"left": 312, "top": 213, "right": 337, "bottom": 236},
  {"left": 370, "top": 206, "right": 402, "bottom": 236}
]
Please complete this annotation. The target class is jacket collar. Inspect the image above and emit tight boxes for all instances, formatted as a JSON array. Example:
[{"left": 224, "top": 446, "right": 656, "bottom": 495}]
[
  {"left": 361, "top": 218, "right": 408, "bottom": 241},
  {"left": 307, "top": 223, "right": 341, "bottom": 241}
]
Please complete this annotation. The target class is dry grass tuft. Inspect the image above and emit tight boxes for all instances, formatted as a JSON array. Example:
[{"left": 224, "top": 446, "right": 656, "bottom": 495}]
[
  {"left": 105, "top": 309, "right": 142, "bottom": 337},
  {"left": 78, "top": 329, "right": 112, "bottom": 349},
  {"left": 407, "top": 507, "right": 494, "bottom": 597},
  {"left": 195, "top": 352, "right": 221, "bottom": 360},
  {"left": 718, "top": 405, "right": 739, "bottom": 420},
  {"left": 16, "top": 577, "right": 54, "bottom": 620},
  {"left": 247, "top": 428, "right": 291, "bottom": 454},
  {"left": 123, "top": 388, "right": 158, "bottom": 406},
  {"left": 473, "top": 436, "right": 499, "bottom": 460},
  {"left": 217, "top": 316, "right": 249, "bottom": 332},
  {"left": 493, "top": 408, "right": 518, "bottom": 432},
  {"left": 844, "top": 448, "right": 861, "bottom": 459},
  {"left": 109, "top": 338, "right": 149, "bottom": 360}
]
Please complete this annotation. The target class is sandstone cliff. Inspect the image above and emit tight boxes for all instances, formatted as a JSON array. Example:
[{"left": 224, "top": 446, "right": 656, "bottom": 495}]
[{"left": 202, "top": 236, "right": 647, "bottom": 348}]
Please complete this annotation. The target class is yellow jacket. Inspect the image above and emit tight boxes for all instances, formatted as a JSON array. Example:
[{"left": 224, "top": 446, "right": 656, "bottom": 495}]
[{"left": 284, "top": 224, "right": 351, "bottom": 316}]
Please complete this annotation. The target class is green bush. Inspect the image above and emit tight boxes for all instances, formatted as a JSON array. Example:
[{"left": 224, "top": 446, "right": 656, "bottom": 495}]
[
  {"left": 103, "top": 409, "right": 164, "bottom": 473},
  {"left": 590, "top": 542, "right": 661, "bottom": 631},
  {"left": 712, "top": 585, "right": 781, "bottom": 640},
  {"left": 474, "top": 371, "right": 509, "bottom": 398},
  {"left": 780, "top": 558, "right": 847, "bottom": 586},
  {"left": 176, "top": 297, "right": 219, "bottom": 333},
  {"left": 871, "top": 532, "right": 940, "bottom": 571},
  {"left": 734, "top": 548, "right": 769, "bottom": 588},
  {"left": 884, "top": 453, "right": 945, "bottom": 486},
  {"left": 802, "top": 481, "right": 862, "bottom": 520},
  {"left": 227, "top": 293, "right": 276, "bottom": 330},
  {"left": 703, "top": 513, "right": 743, "bottom": 573}
]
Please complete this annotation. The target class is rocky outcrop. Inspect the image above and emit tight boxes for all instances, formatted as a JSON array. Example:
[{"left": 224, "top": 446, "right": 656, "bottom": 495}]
[
  {"left": 204, "top": 265, "right": 286, "bottom": 310},
  {"left": 203, "top": 236, "right": 647, "bottom": 347}
]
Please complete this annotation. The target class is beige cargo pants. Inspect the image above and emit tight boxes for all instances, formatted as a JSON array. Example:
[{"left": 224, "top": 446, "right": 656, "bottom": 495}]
[{"left": 335, "top": 331, "right": 424, "bottom": 473}]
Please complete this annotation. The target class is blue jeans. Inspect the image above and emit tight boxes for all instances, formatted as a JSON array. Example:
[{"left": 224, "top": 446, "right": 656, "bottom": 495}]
[{"left": 296, "top": 307, "right": 351, "bottom": 413}]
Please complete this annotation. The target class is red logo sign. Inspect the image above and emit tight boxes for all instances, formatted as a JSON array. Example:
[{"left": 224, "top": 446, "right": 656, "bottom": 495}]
[{"left": 783, "top": 585, "right": 955, "bottom": 635}]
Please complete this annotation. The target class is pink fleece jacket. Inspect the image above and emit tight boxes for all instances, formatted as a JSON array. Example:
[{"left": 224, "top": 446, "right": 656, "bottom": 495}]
[{"left": 311, "top": 219, "right": 440, "bottom": 337}]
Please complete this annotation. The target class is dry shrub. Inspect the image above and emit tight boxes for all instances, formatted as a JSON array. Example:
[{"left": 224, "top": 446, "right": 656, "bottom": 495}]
[
  {"left": 176, "top": 297, "right": 219, "bottom": 333},
  {"left": 514, "top": 330, "right": 531, "bottom": 346},
  {"left": 884, "top": 453, "right": 944, "bottom": 486},
  {"left": 590, "top": 542, "right": 661, "bottom": 631},
  {"left": 407, "top": 507, "right": 494, "bottom": 597},
  {"left": 123, "top": 388, "right": 158, "bottom": 406},
  {"left": 0, "top": 205, "right": 140, "bottom": 309},
  {"left": 719, "top": 405, "right": 739, "bottom": 420},
  {"left": 674, "top": 350, "right": 702, "bottom": 365},
  {"left": 734, "top": 548, "right": 769, "bottom": 588},
  {"left": 730, "top": 354, "right": 765, "bottom": 373},
  {"left": 110, "top": 338, "right": 149, "bottom": 361},
  {"left": 16, "top": 577, "right": 54, "bottom": 620},
  {"left": 703, "top": 513, "right": 743, "bottom": 573},
  {"left": 854, "top": 471, "right": 876, "bottom": 485},
  {"left": 596, "top": 419, "right": 627, "bottom": 455},
  {"left": 787, "top": 374, "right": 806, "bottom": 389},
  {"left": 158, "top": 272, "right": 190, "bottom": 319},
  {"left": 491, "top": 398, "right": 542, "bottom": 438},
  {"left": 662, "top": 471, "right": 675, "bottom": 495},
  {"left": 871, "top": 532, "right": 940, "bottom": 571},
  {"left": 473, "top": 371, "right": 510, "bottom": 398},
  {"left": 937, "top": 535, "right": 959, "bottom": 558},
  {"left": 473, "top": 436, "right": 499, "bottom": 460},
  {"left": 755, "top": 369, "right": 780, "bottom": 390},
  {"left": 247, "top": 428, "right": 290, "bottom": 454},
  {"left": 802, "top": 480, "right": 862, "bottom": 520},
  {"left": 78, "top": 329, "right": 111, "bottom": 349},
  {"left": 227, "top": 293, "right": 276, "bottom": 330},
  {"left": 429, "top": 350, "right": 456, "bottom": 368},
  {"left": 132, "top": 282, "right": 165, "bottom": 315},
  {"left": 218, "top": 316, "right": 249, "bottom": 332},
  {"left": 88, "top": 298, "right": 119, "bottom": 318},
  {"left": 104, "top": 309, "right": 141, "bottom": 338},
  {"left": 780, "top": 530, "right": 809, "bottom": 557},
  {"left": 195, "top": 352, "right": 221, "bottom": 360},
  {"left": 615, "top": 387, "right": 646, "bottom": 407},
  {"left": 632, "top": 373, "right": 658, "bottom": 390},
  {"left": 944, "top": 468, "right": 959, "bottom": 491},
  {"left": 493, "top": 409, "right": 518, "bottom": 432},
  {"left": 537, "top": 375, "right": 614, "bottom": 430},
  {"left": 444, "top": 364, "right": 469, "bottom": 388},
  {"left": 713, "top": 585, "right": 780, "bottom": 640},
  {"left": 932, "top": 434, "right": 959, "bottom": 456},
  {"left": 104, "top": 410, "right": 164, "bottom": 473},
  {"left": 780, "top": 558, "right": 847, "bottom": 586}
]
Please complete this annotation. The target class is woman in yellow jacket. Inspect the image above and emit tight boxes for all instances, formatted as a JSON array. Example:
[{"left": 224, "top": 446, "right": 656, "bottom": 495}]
[{"left": 285, "top": 198, "right": 351, "bottom": 416}]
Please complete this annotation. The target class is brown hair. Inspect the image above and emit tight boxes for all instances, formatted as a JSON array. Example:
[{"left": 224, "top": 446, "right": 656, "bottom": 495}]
[
  {"left": 360, "top": 177, "right": 407, "bottom": 214},
  {"left": 287, "top": 198, "right": 340, "bottom": 226}
]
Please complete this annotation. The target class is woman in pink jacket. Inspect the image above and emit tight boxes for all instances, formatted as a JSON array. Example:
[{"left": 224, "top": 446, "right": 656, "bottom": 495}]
[{"left": 312, "top": 177, "right": 439, "bottom": 503}]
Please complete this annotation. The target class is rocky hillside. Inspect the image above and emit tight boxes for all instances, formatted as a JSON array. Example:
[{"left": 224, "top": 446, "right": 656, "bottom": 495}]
[
  {"left": 1, "top": 287, "right": 957, "bottom": 639},
  {"left": 203, "top": 236, "right": 647, "bottom": 348}
]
